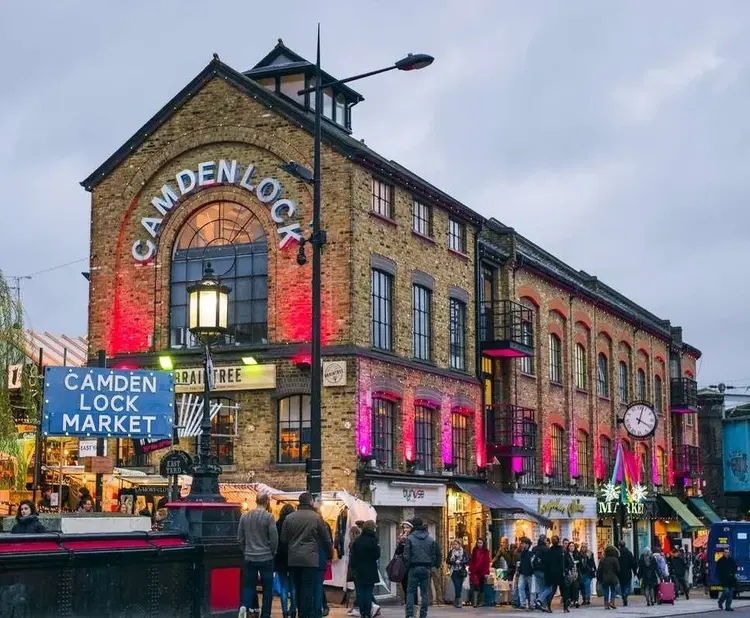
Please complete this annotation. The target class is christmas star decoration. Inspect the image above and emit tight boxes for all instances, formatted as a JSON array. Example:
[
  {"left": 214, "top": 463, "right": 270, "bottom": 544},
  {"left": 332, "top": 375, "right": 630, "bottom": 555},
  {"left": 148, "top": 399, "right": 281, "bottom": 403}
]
[
  {"left": 600, "top": 482, "right": 620, "bottom": 502},
  {"left": 628, "top": 483, "right": 648, "bottom": 504}
]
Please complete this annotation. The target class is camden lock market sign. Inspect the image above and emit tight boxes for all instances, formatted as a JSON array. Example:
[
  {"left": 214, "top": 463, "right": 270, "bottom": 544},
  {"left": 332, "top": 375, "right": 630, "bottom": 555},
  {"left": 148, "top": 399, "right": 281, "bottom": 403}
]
[
  {"left": 597, "top": 482, "right": 654, "bottom": 518},
  {"left": 132, "top": 159, "right": 303, "bottom": 262}
]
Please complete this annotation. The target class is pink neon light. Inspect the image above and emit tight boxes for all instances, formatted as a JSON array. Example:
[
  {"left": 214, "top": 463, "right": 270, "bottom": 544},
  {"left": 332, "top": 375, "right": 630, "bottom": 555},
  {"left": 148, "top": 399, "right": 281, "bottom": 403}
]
[
  {"left": 542, "top": 436, "right": 553, "bottom": 477},
  {"left": 667, "top": 452, "right": 675, "bottom": 487},
  {"left": 475, "top": 406, "right": 485, "bottom": 468},
  {"left": 356, "top": 389, "right": 372, "bottom": 457},
  {"left": 652, "top": 448, "right": 659, "bottom": 485},
  {"left": 403, "top": 393, "right": 415, "bottom": 463},
  {"left": 512, "top": 412, "right": 523, "bottom": 473},
  {"left": 569, "top": 420, "right": 578, "bottom": 479},
  {"left": 441, "top": 399, "right": 452, "bottom": 465},
  {"left": 594, "top": 435, "right": 604, "bottom": 480}
]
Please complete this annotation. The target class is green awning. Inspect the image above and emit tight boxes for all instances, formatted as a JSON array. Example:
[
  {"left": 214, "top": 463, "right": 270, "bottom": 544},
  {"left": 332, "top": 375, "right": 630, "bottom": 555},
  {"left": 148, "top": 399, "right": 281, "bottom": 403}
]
[
  {"left": 659, "top": 495, "right": 705, "bottom": 530},
  {"left": 689, "top": 497, "right": 722, "bottom": 524}
]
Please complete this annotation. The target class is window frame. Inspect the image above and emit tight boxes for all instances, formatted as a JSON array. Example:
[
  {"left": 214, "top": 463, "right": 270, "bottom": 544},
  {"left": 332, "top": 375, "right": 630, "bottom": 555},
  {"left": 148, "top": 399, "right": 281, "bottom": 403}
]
[
  {"left": 550, "top": 424, "right": 565, "bottom": 486},
  {"left": 276, "top": 394, "right": 311, "bottom": 465},
  {"left": 599, "top": 436, "right": 612, "bottom": 479},
  {"left": 412, "top": 284, "right": 432, "bottom": 361},
  {"left": 412, "top": 199, "right": 432, "bottom": 238},
  {"left": 448, "top": 218, "right": 467, "bottom": 254},
  {"left": 451, "top": 411, "right": 470, "bottom": 475},
  {"left": 636, "top": 368, "right": 647, "bottom": 400},
  {"left": 654, "top": 375, "right": 663, "bottom": 414},
  {"left": 372, "top": 397, "right": 395, "bottom": 468},
  {"left": 371, "top": 269, "right": 393, "bottom": 351},
  {"left": 619, "top": 361, "right": 630, "bottom": 403},
  {"left": 597, "top": 354, "right": 609, "bottom": 397},
  {"left": 449, "top": 298, "right": 467, "bottom": 371},
  {"left": 414, "top": 405, "right": 435, "bottom": 472},
  {"left": 549, "top": 333, "right": 562, "bottom": 384},
  {"left": 574, "top": 343, "right": 587, "bottom": 390},
  {"left": 577, "top": 429, "right": 591, "bottom": 489},
  {"left": 371, "top": 177, "right": 394, "bottom": 219}
]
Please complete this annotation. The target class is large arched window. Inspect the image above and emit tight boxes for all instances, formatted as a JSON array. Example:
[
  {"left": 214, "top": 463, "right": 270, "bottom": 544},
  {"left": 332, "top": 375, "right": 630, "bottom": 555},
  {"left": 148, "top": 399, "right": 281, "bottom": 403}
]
[{"left": 170, "top": 201, "right": 268, "bottom": 348}]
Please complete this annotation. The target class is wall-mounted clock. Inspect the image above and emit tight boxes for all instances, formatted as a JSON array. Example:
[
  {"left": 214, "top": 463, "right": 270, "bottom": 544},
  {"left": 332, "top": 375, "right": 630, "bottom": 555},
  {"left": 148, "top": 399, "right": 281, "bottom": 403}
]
[{"left": 622, "top": 402, "right": 658, "bottom": 439}]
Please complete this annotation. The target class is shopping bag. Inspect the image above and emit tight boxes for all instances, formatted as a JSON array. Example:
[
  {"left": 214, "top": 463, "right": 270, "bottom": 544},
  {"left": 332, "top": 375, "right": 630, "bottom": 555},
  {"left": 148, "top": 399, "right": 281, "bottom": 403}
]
[{"left": 443, "top": 576, "right": 456, "bottom": 603}]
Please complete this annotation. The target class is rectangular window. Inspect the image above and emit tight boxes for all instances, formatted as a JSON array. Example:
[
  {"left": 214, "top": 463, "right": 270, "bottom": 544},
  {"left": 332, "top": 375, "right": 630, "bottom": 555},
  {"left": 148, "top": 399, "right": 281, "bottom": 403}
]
[
  {"left": 451, "top": 412, "right": 470, "bottom": 475},
  {"left": 520, "top": 321, "right": 535, "bottom": 375},
  {"left": 371, "top": 269, "right": 393, "bottom": 351},
  {"left": 637, "top": 369, "right": 647, "bottom": 400},
  {"left": 412, "top": 284, "right": 432, "bottom": 360},
  {"left": 371, "top": 178, "right": 393, "bottom": 219},
  {"left": 640, "top": 450, "right": 649, "bottom": 483},
  {"left": 597, "top": 354, "right": 609, "bottom": 397},
  {"left": 415, "top": 406, "right": 434, "bottom": 472},
  {"left": 600, "top": 437, "right": 612, "bottom": 479},
  {"left": 619, "top": 362, "right": 629, "bottom": 403},
  {"left": 657, "top": 448, "right": 667, "bottom": 485},
  {"left": 551, "top": 425, "right": 565, "bottom": 486},
  {"left": 655, "top": 376, "right": 663, "bottom": 414},
  {"left": 574, "top": 344, "right": 587, "bottom": 390},
  {"left": 577, "top": 430, "right": 591, "bottom": 490},
  {"left": 412, "top": 199, "right": 431, "bottom": 237},
  {"left": 277, "top": 395, "right": 311, "bottom": 464},
  {"left": 448, "top": 219, "right": 466, "bottom": 254},
  {"left": 518, "top": 456, "right": 537, "bottom": 487},
  {"left": 549, "top": 334, "right": 562, "bottom": 383},
  {"left": 449, "top": 298, "right": 467, "bottom": 370},
  {"left": 372, "top": 398, "right": 394, "bottom": 468}
]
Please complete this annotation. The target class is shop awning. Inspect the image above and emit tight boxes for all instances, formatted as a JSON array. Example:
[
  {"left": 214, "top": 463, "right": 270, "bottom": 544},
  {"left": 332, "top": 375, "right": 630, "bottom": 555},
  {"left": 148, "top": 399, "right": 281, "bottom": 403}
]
[
  {"left": 455, "top": 481, "right": 553, "bottom": 528},
  {"left": 659, "top": 495, "right": 705, "bottom": 530},
  {"left": 688, "top": 497, "right": 722, "bottom": 524}
]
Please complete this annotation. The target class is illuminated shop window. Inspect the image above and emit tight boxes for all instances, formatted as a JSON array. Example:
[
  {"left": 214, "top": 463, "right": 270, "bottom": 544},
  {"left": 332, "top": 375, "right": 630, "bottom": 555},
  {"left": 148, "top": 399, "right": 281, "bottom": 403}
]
[
  {"left": 277, "top": 395, "right": 311, "bottom": 464},
  {"left": 170, "top": 201, "right": 268, "bottom": 348}
]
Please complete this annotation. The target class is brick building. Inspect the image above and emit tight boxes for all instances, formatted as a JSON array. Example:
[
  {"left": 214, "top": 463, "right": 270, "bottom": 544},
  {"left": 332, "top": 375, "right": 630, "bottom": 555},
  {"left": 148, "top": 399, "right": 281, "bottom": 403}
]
[{"left": 80, "top": 40, "right": 704, "bottom": 579}]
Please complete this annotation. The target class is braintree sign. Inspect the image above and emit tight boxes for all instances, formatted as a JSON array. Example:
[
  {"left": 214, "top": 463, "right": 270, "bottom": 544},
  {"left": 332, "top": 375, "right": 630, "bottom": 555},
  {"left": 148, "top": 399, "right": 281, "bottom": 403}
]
[
  {"left": 43, "top": 367, "right": 175, "bottom": 439},
  {"left": 132, "top": 159, "right": 303, "bottom": 262}
]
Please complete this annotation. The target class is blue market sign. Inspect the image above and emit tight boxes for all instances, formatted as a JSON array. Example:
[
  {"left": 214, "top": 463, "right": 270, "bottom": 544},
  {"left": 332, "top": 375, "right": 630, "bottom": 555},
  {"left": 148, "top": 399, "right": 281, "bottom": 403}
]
[{"left": 43, "top": 367, "right": 175, "bottom": 439}]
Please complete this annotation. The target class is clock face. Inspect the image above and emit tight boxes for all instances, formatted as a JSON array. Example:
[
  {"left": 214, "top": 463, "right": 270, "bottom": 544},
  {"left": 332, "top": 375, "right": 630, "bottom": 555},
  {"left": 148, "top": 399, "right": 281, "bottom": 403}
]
[{"left": 623, "top": 403, "right": 658, "bottom": 438}]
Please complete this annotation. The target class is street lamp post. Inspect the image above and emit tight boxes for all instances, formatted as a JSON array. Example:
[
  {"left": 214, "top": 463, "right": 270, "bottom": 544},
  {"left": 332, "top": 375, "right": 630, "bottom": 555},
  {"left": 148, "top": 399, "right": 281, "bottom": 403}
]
[
  {"left": 184, "top": 262, "right": 230, "bottom": 502},
  {"left": 287, "top": 28, "right": 434, "bottom": 498}
]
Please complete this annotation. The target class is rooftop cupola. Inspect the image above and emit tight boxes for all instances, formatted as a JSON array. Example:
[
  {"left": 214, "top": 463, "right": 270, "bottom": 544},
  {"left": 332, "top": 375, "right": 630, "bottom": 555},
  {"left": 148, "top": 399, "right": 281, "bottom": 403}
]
[{"left": 244, "top": 39, "right": 364, "bottom": 133}]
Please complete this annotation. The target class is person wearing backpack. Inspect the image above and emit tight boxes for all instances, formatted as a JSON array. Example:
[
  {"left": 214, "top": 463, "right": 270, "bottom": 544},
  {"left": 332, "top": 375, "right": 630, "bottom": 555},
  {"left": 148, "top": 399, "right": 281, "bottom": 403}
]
[{"left": 403, "top": 518, "right": 441, "bottom": 618}]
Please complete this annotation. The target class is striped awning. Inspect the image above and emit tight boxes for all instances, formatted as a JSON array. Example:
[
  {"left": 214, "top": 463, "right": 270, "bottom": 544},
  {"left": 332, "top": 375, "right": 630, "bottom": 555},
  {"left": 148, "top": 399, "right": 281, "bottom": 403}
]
[{"left": 22, "top": 330, "right": 87, "bottom": 367}]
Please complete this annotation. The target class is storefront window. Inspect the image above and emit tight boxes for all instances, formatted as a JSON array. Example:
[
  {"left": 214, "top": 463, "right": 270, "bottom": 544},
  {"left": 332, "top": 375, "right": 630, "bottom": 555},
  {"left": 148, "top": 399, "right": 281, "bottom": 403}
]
[
  {"left": 551, "top": 424, "right": 564, "bottom": 486},
  {"left": 211, "top": 397, "right": 237, "bottom": 465},
  {"left": 414, "top": 405, "right": 434, "bottom": 472},
  {"left": 170, "top": 201, "right": 268, "bottom": 348},
  {"left": 372, "top": 398, "right": 395, "bottom": 468},
  {"left": 277, "top": 395, "right": 311, "bottom": 464},
  {"left": 452, "top": 411, "right": 470, "bottom": 475}
]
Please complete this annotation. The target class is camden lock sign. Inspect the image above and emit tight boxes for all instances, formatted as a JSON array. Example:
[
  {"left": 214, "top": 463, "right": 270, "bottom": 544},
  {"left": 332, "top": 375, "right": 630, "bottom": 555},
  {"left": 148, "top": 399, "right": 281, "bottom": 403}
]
[{"left": 132, "top": 159, "right": 303, "bottom": 262}]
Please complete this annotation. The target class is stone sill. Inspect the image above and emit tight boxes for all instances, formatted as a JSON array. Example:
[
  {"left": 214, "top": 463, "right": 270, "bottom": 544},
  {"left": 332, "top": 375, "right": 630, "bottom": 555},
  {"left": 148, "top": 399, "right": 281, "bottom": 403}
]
[{"left": 369, "top": 211, "right": 398, "bottom": 227}]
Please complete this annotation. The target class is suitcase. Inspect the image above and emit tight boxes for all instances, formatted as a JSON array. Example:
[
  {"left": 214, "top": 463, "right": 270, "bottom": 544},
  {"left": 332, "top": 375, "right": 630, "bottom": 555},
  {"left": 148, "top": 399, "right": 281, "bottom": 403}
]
[{"left": 657, "top": 581, "right": 676, "bottom": 604}]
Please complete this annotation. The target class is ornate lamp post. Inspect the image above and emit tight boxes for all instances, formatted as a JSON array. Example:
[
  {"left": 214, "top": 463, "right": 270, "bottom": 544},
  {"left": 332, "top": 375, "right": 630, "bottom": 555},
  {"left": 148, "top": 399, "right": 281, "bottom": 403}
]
[{"left": 184, "top": 262, "right": 230, "bottom": 502}]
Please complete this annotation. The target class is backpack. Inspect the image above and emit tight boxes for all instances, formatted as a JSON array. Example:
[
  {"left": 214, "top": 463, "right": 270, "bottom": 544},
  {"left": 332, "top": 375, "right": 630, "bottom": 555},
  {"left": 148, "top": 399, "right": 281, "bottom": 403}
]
[{"left": 531, "top": 549, "right": 543, "bottom": 570}]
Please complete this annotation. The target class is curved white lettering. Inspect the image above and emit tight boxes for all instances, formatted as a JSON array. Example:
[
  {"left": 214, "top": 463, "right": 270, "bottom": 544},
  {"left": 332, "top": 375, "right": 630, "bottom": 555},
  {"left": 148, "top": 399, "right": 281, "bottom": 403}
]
[
  {"left": 271, "top": 199, "right": 296, "bottom": 223},
  {"left": 64, "top": 373, "right": 79, "bottom": 391},
  {"left": 256, "top": 178, "right": 281, "bottom": 203},
  {"left": 132, "top": 239, "right": 156, "bottom": 262}
]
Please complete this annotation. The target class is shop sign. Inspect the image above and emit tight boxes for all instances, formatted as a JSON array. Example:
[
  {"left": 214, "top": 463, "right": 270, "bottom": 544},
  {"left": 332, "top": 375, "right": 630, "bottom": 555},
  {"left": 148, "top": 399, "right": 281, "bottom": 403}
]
[
  {"left": 597, "top": 482, "right": 651, "bottom": 517},
  {"left": 79, "top": 439, "right": 108, "bottom": 458},
  {"left": 159, "top": 450, "right": 193, "bottom": 477},
  {"left": 370, "top": 480, "right": 447, "bottom": 507},
  {"left": 322, "top": 361, "right": 347, "bottom": 387},
  {"left": 131, "top": 485, "right": 170, "bottom": 497},
  {"left": 43, "top": 367, "right": 175, "bottom": 439},
  {"left": 132, "top": 159, "right": 303, "bottom": 262},
  {"left": 175, "top": 364, "right": 275, "bottom": 393},
  {"left": 134, "top": 437, "right": 173, "bottom": 455},
  {"left": 7, "top": 364, "right": 22, "bottom": 390},
  {"left": 538, "top": 497, "right": 586, "bottom": 518}
]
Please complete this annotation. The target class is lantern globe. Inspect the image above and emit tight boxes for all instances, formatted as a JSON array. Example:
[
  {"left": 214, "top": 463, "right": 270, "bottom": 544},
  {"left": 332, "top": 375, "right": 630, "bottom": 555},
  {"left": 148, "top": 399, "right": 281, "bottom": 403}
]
[{"left": 187, "top": 263, "right": 231, "bottom": 344}]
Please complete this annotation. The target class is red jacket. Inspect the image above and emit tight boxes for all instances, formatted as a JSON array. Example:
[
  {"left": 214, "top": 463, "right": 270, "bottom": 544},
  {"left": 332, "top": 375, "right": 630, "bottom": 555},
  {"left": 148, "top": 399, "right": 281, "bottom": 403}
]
[{"left": 469, "top": 547, "right": 491, "bottom": 586}]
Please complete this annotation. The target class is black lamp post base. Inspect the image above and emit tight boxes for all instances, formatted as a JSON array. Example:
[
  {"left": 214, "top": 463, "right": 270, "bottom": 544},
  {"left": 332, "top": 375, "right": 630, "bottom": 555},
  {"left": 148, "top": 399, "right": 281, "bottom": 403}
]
[
  {"left": 165, "top": 500, "right": 241, "bottom": 541},
  {"left": 184, "top": 460, "right": 225, "bottom": 504}
]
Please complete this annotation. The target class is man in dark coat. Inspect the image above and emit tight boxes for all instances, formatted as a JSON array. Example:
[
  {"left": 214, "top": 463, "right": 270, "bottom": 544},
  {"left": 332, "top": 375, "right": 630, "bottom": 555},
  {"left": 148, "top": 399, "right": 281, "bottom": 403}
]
[
  {"left": 531, "top": 535, "right": 549, "bottom": 606},
  {"left": 617, "top": 541, "right": 637, "bottom": 606},
  {"left": 671, "top": 549, "right": 690, "bottom": 599},
  {"left": 535, "top": 536, "right": 564, "bottom": 613},
  {"left": 717, "top": 548, "right": 738, "bottom": 611},
  {"left": 403, "top": 518, "right": 440, "bottom": 618},
  {"left": 350, "top": 521, "right": 381, "bottom": 618}
]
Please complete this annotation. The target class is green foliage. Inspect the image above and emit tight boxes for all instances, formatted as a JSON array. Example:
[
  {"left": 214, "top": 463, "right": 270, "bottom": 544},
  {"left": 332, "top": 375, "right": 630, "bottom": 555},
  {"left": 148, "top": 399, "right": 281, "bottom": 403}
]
[{"left": 0, "top": 270, "right": 27, "bottom": 440}]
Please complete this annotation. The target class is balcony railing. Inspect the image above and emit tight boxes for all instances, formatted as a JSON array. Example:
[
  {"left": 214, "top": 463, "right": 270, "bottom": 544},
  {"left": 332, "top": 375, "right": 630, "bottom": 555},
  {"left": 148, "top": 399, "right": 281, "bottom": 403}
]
[
  {"left": 486, "top": 404, "right": 537, "bottom": 461},
  {"left": 674, "top": 444, "right": 702, "bottom": 477},
  {"left": 479, "top": 300, "right": 534, "bottom": 358},
  {"left": 671, "top": 377, "right": 698, "bottom": 413}
]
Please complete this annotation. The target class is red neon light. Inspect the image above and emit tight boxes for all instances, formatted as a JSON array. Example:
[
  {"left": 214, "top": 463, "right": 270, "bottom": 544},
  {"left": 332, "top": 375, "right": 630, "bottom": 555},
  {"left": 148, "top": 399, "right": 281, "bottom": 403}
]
[{"left": 542, "top": 436, "right": 553, "bottom": 477}]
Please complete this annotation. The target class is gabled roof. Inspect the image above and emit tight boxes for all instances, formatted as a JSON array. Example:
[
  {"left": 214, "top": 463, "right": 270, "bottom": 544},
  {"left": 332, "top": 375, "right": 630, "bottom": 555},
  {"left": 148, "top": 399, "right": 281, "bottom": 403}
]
[{"left": 80, "top": 55, "right": 482, "bottom": 226}]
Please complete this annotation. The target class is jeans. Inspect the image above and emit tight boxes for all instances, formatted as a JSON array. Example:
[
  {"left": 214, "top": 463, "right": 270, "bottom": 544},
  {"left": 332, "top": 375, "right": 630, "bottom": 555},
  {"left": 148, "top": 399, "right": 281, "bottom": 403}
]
[
  {"left": 450, "top": 571, "right": 466, "bottom": 607},
  {"left": 278, "top": 570, "right": 297, "bottom": 617},
  {"left": 675, "top": 575, "right": 689, "bottom": 597},
  {"left": 719, "top": 587, "right": 734, "bottom": 610},
  {"left": 603, "top": 584, "right": 617, "bottom": 604},
  {"left": 643, "top": 584, "right": 656, "bottom": 605},
  {"left": 292, "top": 567, "right": 319, "bottom": 618},
  {"left": 619, "top": 580, "right": 631, "bottom": 603},
  {"left": 406, "top": 566, "right": 430, "bottom": 618},
  {"left": 581, "top": 576, "right": 592, "bottom": 601},
  {"left": 314, "top": 570, "right": 328, "bottom": 618},
  {"left": 518, "top": 574, "right": 532, "bottom": 607},
  {"left": 356, "top": 583, "right": 375, "bottom": 618},
  {"left": 533, "top": 571, "right": 545, "bottom": 603},
  {"left": 241, "top": 559, "right": 274, "bottom": 618}
]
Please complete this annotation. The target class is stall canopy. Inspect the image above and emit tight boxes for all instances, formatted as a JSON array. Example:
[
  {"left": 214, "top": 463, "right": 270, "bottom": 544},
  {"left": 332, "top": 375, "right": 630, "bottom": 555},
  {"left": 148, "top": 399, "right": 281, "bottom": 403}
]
[
  {"left": 688, "top": 497, "right": 722, "bottom": 524},
  {"left": 456, "top": 481, "right": 553, "bottom": 528},
  {"left": 659, "top": 495, "right": 705, "bottom": 530}
]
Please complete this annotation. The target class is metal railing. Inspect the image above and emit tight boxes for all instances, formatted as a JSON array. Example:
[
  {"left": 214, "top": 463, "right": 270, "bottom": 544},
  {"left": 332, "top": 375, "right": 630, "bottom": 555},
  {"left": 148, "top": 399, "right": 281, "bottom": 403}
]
[
  {"left": 670, "top": 377, "right": 698, "bottom": 412},
  {"left": 674, "top": 444, "right": 702, "bottom": 476},
  {"left": 486, "top": 404, "right": 537, "bottom": 458},
  {"left": 479, "top": 300, "right": 534, "bottom": 351}
]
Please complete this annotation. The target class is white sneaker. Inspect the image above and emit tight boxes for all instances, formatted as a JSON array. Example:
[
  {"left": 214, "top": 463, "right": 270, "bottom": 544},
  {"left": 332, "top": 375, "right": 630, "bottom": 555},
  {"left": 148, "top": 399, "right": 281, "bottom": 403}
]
[
  {"left": 238, "top": 607, "right": 247, "bottom": 618},
  {"left": 349, "top": 609, "right": 361, "bottom": 617},
  {"left": 373, "top": 604, "right": 381, "bottom": 617}
]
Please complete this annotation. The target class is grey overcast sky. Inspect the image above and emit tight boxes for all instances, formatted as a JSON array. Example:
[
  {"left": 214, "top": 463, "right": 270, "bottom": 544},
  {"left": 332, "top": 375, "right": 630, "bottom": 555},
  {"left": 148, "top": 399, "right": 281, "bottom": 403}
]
[{"left": 0, "top": 1, "right": 747, "bottom": 386}]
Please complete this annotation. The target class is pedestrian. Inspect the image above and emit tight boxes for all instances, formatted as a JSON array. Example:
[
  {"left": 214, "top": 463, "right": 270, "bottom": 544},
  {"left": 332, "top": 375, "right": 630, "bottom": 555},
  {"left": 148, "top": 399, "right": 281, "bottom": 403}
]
[
  {"left": 517, "top": 537, "right": 534, "bottom": 610},
  {"left": 403, "top": 517, "right": 441, "bottom": 618},
  {"left": 281, "top": 492, "right": 333, "bottom": 618},
  {"left": 344, "top": 524, "right": 362, "bottom": 614},
  {"left": 617, "top": 540, "right": 637, "bottom": 606},
  {"left": 638, "top": 548, "right": 658, "bottom": 607},
  {"left": 11, "top": 500, "right": 46, "bottom": 534},
  {"left": 672, "top": 548, "right": 690, "bottom": 599},
  {"left": 237, "top": 492, "right": 278, "bottom": 618},
  {"left": 577, "top": 543, "right": 596, "bottom": 605},
  {"left": 446, "top": 539, "right": 469, "bottom": 608},
  {"left": 531, "top": 535, "right": 548, "bottom": 606},
  {"left": 563, "top": 541, "right": 578, "bottom": 611},
  {"left": 38, "top": 487, "right": 53, "bottom": 510},
  {"left": 535, "top": 535, "right": 565, "bottom": 613},
  {"left": 653, "top": 548, "right": 669, "bottom": 581},
  {"left": 276, "top": 503, "right": 297, "bottom": 618},
  {"left": 597, "top": 546, "right": 620, "bottom": 610},
  {"left": 469, "top": 538, "right": 490, "bottom": 607},
  {"left": 716, "top": 547, "right": 738, "bottom": 612},
  {"left": 492, "top": 536, "right": 513, "bottom": 575},
  {"left": 77, "top": 497, "right": 94, "bottom": 513},
  {"left": 350, "top": 520, "right": 381, "bottom": 618},
  {"left": 316, "top": 510, "right": 334, "bottom": 618},
  {"left": 77, "top": 486, "right": 92, "bottom": 510},
  {"left": 395, "top": 521, "right": 414, "bottom": 601}
]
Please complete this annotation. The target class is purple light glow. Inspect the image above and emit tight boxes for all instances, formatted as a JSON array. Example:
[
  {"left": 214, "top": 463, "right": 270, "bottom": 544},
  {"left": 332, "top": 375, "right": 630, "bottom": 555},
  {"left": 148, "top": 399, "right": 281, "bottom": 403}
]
[
  {"left": 569, "top": 426, "right": 579, "bottom": 479},
  {"left": 652, "top": 448, "right": 659, "bottom": 486},
  {"left": 483, "top": 348, "right": 528, "bottom": 358},
  {"left": 356, "top": 390, "right": 372, "bottom": 457},
  {"left": 441, "top": 400, "right": 452, "bottom": 465}
]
